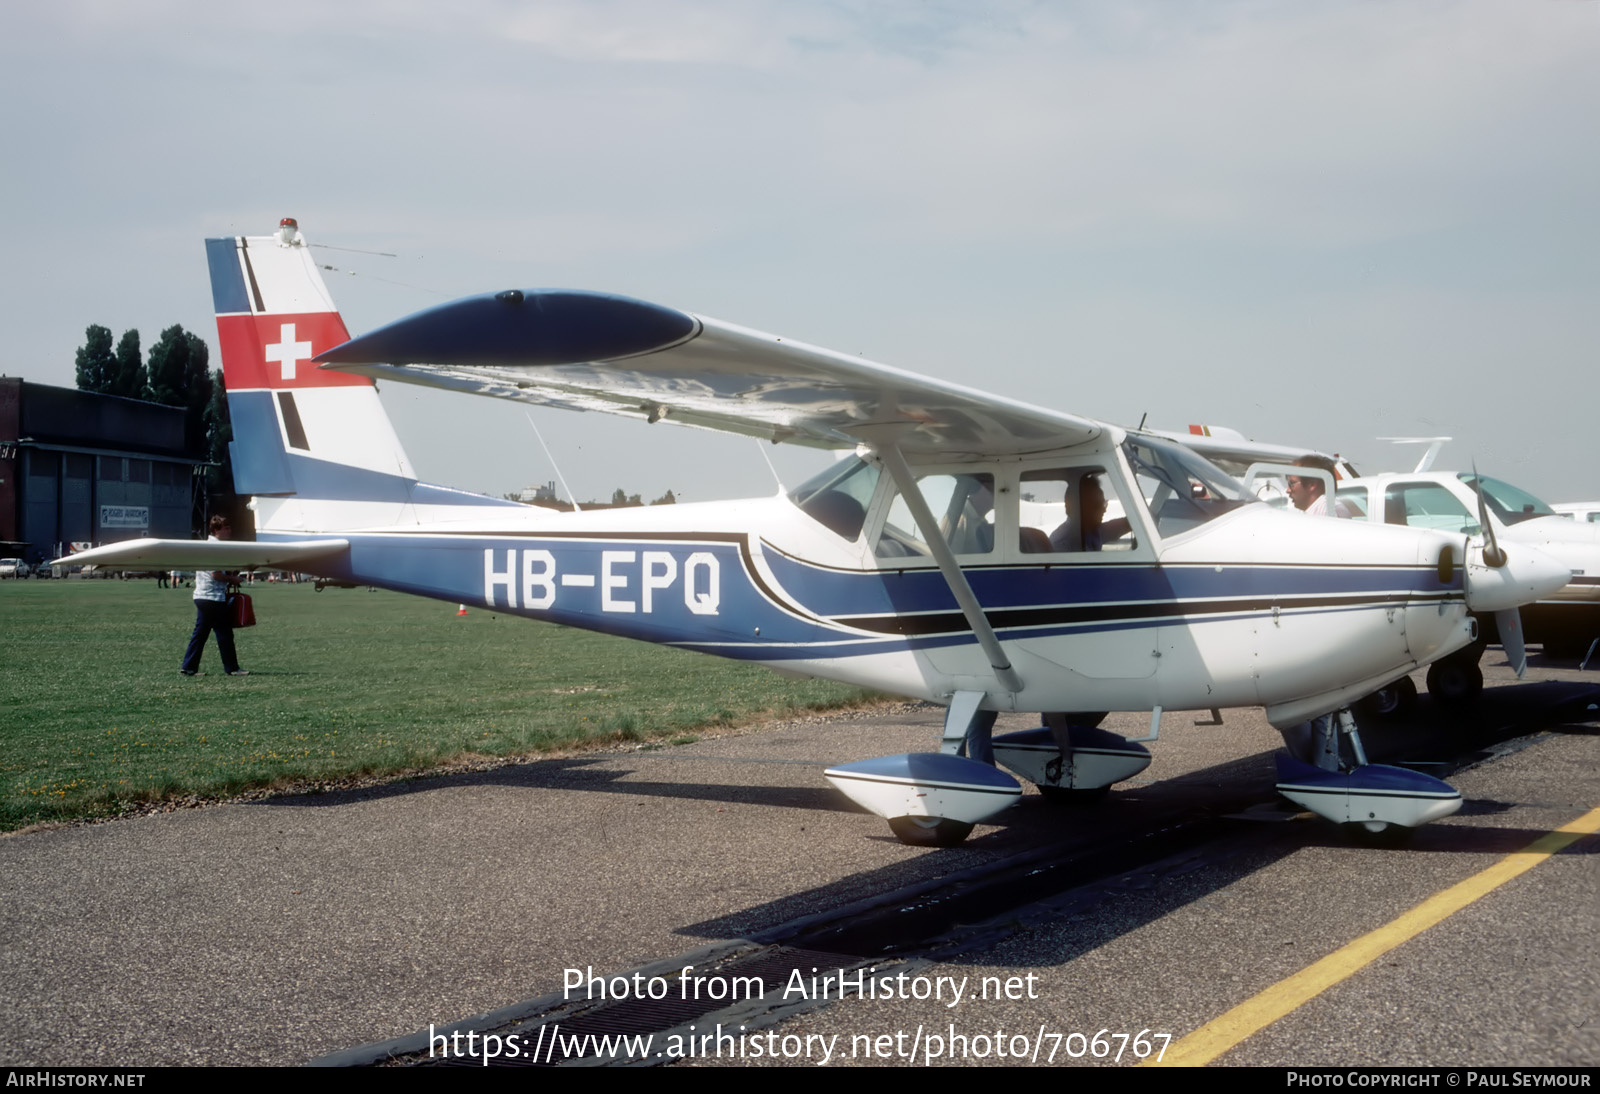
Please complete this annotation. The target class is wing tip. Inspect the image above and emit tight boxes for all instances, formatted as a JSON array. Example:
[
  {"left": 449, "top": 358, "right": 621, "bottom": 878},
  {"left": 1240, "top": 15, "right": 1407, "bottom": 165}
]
[{"left": 317, "top": 289, "right": 700, "bottom": 369}]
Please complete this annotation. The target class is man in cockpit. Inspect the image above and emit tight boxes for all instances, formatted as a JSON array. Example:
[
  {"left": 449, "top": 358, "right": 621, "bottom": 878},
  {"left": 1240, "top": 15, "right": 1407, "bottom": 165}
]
[{"left": 1051, "top": 474, "right": 1106, "bottom": 551}]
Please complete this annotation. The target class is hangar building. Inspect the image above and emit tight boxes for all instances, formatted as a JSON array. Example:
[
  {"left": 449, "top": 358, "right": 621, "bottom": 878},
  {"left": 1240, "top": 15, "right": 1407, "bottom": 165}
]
[{"left": 0, "top": 377, "right": 204, "bottom": 565}]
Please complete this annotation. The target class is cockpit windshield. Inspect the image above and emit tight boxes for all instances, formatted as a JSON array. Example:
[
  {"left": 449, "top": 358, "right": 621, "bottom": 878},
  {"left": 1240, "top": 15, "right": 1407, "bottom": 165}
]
[
  {"left": 790, "top": 456, "right": 881, "bottom": 541},
  {"left": 1458, "top": 474, "right": 1556, "bottom": 527},
  {"left": 1122, "top": 435, "right": 1256, "bottom": 537}
]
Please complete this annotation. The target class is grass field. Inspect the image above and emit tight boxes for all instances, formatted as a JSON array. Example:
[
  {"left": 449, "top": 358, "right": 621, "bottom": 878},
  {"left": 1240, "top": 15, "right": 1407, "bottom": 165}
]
[{"left": 0, "top": 579, "right": 879, "bottom": 831}]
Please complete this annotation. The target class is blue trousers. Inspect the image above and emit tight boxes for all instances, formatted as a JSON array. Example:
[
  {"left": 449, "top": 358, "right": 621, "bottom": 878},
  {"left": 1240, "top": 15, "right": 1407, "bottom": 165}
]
[{"left": 181, "top": 598, "right": 239, "bottom": 674}]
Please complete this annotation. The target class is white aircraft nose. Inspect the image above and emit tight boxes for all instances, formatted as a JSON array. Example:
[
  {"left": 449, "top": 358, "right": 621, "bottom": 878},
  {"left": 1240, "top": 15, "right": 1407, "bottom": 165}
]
[{"left": 1462, "top": 540, "right": 1572, "bottom": 613}]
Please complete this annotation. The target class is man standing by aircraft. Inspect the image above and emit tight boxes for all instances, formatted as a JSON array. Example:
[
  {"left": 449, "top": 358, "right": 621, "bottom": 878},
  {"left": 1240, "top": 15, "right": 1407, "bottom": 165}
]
[
  {"left": 180, "top": 515, "right": 248, "bottom": 677},
  {"left": 1287, "top": 456, "right": 1353, "bottom": 518}
]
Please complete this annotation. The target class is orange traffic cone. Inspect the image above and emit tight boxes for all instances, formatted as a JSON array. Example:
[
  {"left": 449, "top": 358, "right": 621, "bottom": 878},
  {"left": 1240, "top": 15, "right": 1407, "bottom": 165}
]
[{"left": 456, "top": 604, "right": 468, "bottom": 616}]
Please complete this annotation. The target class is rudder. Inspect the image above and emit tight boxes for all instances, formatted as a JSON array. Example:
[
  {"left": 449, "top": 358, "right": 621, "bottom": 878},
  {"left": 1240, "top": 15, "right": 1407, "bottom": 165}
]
[{"left": 206, "top": 219, "right": 417, "bottom": 508}]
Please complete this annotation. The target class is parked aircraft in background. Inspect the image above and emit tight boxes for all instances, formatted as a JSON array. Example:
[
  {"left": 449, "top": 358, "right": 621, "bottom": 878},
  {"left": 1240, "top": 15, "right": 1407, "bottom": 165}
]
[
  {"left": 1151, "top": 424, "right": 1359, "bottom": 486},
  {"left": 1165, "top": 428, "right": 1600, "bottom": 701},
  {"left": 1553, "top": 502, "right": 1600, "bottom": 524},
  {"left": 60, "top": 221, "right": 1572, "bottom": 845},
  {"left": 1332, "top": 472, "right": 1600, "bottom": 677}
]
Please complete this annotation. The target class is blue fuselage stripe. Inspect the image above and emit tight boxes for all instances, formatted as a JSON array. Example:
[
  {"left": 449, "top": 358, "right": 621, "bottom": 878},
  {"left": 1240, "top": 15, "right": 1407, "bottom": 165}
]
[{"left": 267, "top": 529, "right": 1464, "bottom": 666}]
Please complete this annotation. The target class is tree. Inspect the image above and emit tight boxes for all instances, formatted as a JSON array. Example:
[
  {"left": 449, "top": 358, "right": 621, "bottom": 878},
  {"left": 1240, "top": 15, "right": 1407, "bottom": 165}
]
[
  {"left": 75, "top": 326, "right": 154, "bottom": 399},
  {"left": 202, "top": 368, "right": 233, "bottom": 495},
  {"left": 650, "top": 489, "right": 677, "bottom": 505},
  {"left": 74, "top": 325, "right": 116, "bottom": 393},
  {"left": 108, "top": 329, "right": 145, "bottom": 399},
  {"left": 180, "top": 334, "right": 213, "bottom": 457},
  {"left": 144, "top": 325, "right": 213, "bottom": 454}
]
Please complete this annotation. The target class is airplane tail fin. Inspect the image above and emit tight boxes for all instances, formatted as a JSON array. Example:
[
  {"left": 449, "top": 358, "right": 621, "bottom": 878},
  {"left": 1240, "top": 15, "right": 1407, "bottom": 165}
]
[{"left": 206, "top": 220, "right": 418, "bottom": 515}]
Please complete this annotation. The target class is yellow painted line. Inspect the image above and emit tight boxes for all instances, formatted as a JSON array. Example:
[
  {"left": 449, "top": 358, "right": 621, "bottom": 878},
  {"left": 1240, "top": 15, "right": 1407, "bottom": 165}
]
[{"left": 1147, "top": 805, "right": 1600, "bottom": 1067}]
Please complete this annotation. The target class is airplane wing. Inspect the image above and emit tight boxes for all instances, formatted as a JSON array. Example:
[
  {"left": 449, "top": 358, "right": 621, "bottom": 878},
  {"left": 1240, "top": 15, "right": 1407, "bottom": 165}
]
[
  {"left": 1149, "top": 425, "right": 1357, "bottom": 480},
  {"left": 316, "top": 290, "right": 1105, "bottom": 458},
  {"left": 53, "top": 539, "right": 349, "bottom": 570}
]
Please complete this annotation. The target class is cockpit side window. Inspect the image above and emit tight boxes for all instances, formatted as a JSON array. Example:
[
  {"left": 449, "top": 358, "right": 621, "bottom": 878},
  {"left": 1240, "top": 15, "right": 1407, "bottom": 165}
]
[
  {"left": 1334, "top": 487, "right": 1368, "bottom": 518},
  {"left": 790, "top": 457, "right": 881, "bottom": 541},
  {"left": 874, "top": 472, "right": 996, "bottom": 559},
  {"left": 1017, "top": 467, "right": 1136, "bottom": 554},
  {"left": 1383, "top": 482, "right": 1480, "bottom": 535}
]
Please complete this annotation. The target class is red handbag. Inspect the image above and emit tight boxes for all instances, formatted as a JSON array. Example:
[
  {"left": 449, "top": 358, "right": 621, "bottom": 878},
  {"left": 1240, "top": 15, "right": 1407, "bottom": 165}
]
[{"left": 229, "top": 592, "right": 256, "bottom": 628}]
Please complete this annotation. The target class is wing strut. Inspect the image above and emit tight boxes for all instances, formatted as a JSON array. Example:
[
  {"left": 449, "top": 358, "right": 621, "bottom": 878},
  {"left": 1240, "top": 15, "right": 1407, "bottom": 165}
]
[{"left": 876, "top": 443, "right": 1022, "bottom": 695}]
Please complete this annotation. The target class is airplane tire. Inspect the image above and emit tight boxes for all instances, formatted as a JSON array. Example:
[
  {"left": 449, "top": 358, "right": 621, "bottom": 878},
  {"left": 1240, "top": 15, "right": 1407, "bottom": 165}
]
[
  {"left": 1037, "top": 785, "right": 1110, "bottom": 805},
  {"left": 1345, "top": 821, "right": 1413, "bottom": 847},
  {"left": 1357, "top": 676, "right": 1418, "bottom": 719},
  {"left": 1062, "top": 712, "right": 1108, "bottom": 728},
  {"left": 888, "top": 816, "right": 975, "bottom": 847},
  {"left": 1425, "top": 659, "right": 1483, "bottom": 705}
]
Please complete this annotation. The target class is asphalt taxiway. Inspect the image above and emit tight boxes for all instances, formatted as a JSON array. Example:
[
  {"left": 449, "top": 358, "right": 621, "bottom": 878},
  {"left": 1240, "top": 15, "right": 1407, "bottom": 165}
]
[{"left": 1, "top": 653, "right": 1595, "bottom": 1067}]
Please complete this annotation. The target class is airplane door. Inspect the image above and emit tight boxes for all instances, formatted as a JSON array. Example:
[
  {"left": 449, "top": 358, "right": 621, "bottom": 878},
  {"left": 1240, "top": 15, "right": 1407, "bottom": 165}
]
[{"left": 994, "top": 464, "right": 1160, "bottom": 681}]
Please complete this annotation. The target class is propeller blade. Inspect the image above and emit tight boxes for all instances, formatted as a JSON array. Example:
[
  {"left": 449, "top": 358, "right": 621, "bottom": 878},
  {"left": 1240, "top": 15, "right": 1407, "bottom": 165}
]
[
  {"left": 1495, "top": 608, "right": 1527, "bottom": 679},
  {"left": 1471, "top": 463, "right": 1507, "bottom": 568}
]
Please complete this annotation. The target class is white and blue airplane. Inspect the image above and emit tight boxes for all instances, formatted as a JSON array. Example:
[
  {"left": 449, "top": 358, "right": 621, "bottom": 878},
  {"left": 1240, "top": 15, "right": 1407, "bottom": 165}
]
[{"left": 61, "top": 220, "right": 1572, "bottom": 846}]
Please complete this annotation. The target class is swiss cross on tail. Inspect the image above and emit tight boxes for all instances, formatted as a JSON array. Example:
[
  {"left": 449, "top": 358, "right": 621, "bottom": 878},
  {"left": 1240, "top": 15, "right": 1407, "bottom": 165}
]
[
  {"left": 216, "top": 311, "right": 368, "bottom": 390},
  {"left": 206, "top": 232, "right": 370, "bottom": 392},
  {"left": 264, "top": 324, "right": 313, "bottom": 381}
]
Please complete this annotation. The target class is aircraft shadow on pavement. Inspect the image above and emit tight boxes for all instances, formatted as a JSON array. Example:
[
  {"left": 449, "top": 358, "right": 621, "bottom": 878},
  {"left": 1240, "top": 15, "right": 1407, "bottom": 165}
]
[
  {"left": 245, "top": 678, "right": 1595, "bottom": 823},
  {"left": 247, "top": 753, "right": 854, "bottom": 814},
  {"left": 236, "top": 678, "right": 1599, "bottom": 960},
  {"left": 677, "top": 681, "right": 1598, "bottom": 947}
]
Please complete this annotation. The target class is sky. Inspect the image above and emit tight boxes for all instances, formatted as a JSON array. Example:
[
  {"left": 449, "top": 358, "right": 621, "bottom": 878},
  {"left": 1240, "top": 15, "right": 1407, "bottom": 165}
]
[{"left": 2, "top": 1, "right": 1596, "bottom": 504}]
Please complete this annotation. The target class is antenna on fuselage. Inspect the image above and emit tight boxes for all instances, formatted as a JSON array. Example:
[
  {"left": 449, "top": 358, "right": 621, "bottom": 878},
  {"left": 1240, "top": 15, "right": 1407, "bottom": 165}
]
[
  {"left": 524, "top": 411, "right": 582, "bottom": 513},
  {"left": 755, "top": 440, "right": 785, "bottom": 492}
]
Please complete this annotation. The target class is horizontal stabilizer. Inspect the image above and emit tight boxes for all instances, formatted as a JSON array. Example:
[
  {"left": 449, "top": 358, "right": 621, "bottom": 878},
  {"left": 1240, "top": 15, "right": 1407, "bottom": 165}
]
[{"left": 53, "top": 538, "right": 349, "bottom": 570}]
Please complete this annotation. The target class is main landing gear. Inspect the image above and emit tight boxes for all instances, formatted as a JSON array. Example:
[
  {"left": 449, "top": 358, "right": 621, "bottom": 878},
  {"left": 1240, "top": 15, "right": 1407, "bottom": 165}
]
[
  {"left": 1356, "top": 675, "right": 1419, "bottom": 719},
  {"left": 824, "top": 693, "right": 1019, "bottom": 848},
  {"left": 824, "top": 694, "right": 1151, "bottom": 847},
  {"left": 1274, "top": 709, "right": 1461, "bottom": 843},
  {"left": 822, "top": 750, "right": 1021, "bottom": 847},
  {"left": 1365, "top": 639, "right": 1496, "bottom": 714},
  {"left": 1424, "top": 652, "right": 1484, "bottom": 705},
  {"left": 827, "top": 698, "right": 1465, "bottom": 848},
  {"left": 990, "top": 713, "right": 1151, "bottom": 805},
  {"left": 1413, "top": 638, "right": 1487, "bottom": 706}
]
